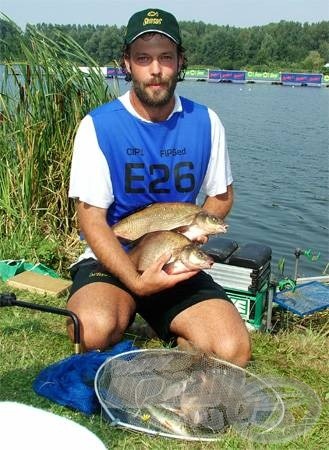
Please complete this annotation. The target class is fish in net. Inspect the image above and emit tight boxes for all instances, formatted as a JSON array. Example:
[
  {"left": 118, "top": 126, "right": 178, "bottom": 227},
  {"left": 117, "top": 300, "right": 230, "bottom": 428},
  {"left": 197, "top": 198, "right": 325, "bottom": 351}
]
[{"left": 94, "top": 348, "right": 321, "bottom": 443}]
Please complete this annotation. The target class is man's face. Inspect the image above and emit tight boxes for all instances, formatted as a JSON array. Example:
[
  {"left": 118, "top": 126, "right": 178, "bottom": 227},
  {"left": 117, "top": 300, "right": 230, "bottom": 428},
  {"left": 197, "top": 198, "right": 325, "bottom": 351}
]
[{"left": 125, "top": 33, "right": 182, "bottom": 107}]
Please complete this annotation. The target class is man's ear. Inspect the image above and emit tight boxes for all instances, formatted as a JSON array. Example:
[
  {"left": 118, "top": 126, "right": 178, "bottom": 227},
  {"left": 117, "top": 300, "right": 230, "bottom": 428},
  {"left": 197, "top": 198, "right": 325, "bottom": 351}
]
[
  {"left": 178, "top": 53, "right": 183, "bottom": 73},
  {"left": 124, "top": 55, "right": 131, "bottom": 74}
]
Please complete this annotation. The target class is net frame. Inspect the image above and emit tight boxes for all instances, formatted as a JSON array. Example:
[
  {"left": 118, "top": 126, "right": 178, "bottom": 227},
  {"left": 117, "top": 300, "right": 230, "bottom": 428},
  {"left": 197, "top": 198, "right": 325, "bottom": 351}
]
[{"left": 94, "top": 348, "right": 288, "bottom": 442}]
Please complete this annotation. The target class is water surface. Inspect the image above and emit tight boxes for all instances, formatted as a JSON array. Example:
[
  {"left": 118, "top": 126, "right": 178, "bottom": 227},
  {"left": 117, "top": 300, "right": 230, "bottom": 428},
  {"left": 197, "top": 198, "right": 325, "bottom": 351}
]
[{"left": 117, "top": 80, "right": 329, "bottom": 277}]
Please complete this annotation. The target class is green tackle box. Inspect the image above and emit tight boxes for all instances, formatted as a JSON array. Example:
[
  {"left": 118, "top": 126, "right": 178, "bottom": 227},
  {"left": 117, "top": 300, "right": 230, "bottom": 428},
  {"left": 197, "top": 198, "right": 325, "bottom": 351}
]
[
  {"left": 202, "top": 237, "right": 272, "bottom": 329},
  {"left": 225, "top": 286, "right": 268, "bottom": 330}
]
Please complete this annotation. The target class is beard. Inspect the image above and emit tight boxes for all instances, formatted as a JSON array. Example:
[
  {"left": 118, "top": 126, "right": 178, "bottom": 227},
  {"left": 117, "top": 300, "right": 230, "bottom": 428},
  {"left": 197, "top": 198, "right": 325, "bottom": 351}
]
[{"left": 131, "top": 72, "right": 178, "bottom": 108}]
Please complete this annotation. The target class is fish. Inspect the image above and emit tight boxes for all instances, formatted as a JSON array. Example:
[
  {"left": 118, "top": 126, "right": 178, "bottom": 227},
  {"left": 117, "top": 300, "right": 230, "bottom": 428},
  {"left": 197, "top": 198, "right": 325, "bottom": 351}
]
[
  {"left": 146, "top": 405, "right": 191, "bottom": 436},
  {"left": 112, "top": 202, "right": 228, "bottom": 242},
  {"left": 128, "top": 231, "right": 214, "bottom": 274}
]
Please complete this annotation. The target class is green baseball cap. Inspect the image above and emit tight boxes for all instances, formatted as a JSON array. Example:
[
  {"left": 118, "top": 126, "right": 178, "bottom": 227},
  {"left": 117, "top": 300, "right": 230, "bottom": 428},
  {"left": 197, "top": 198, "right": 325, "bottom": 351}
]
[{"left": 125, "top": 8, "right": 182, "bottom": 45}]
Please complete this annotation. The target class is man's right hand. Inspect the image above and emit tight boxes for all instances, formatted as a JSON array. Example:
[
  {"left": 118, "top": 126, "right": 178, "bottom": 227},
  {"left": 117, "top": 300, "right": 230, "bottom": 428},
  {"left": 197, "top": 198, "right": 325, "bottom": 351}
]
[{"left": 132, "top": 251, "right": 199, "bottom": 296}]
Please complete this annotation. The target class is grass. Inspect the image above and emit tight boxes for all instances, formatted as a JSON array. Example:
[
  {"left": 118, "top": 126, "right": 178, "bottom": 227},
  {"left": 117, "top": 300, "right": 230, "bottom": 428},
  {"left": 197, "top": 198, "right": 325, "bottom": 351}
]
[{"left": 0, "top": 283, "right": 328, "bottom": 450}]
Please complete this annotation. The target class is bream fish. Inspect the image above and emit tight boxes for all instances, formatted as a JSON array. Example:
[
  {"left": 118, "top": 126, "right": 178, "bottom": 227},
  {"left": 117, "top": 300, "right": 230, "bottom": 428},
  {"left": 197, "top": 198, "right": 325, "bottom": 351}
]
[
  {"left": 113, "top": 202, "right": 228, "bottom": 242},
  {"left": 146, "top": 404, "right": 191, "bottom": 437},
  {"left": 129, "top": 231, "right": 214, "bottom": 274}
]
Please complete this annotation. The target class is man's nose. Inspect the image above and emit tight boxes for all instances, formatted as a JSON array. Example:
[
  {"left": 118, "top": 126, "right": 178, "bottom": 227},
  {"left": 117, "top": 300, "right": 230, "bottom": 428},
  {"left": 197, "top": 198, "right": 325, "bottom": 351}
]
[{"left": 150, "top": 58, "right": 161, "bottom": 75}]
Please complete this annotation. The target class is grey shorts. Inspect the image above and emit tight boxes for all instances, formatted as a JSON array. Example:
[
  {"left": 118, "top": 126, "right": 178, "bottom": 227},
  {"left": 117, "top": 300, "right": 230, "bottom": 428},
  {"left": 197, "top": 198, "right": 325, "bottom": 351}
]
[{"left": 68, "top": 258, "right": 231, "bottom": 342}]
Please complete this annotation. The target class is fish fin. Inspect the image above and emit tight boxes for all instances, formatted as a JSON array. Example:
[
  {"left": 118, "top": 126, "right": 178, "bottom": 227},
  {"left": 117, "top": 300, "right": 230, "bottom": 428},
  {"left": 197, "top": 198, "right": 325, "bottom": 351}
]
[
  {"left": 171, "top": 225, "right": 189, "bottom": 233},
  {"left": 116, "top": 236, "right": 134, "bottom": 244}
]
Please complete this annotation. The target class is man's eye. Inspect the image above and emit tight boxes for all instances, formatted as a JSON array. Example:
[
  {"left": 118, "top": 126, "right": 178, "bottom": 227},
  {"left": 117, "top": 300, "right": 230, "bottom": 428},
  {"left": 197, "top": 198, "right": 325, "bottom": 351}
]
[
  {"left": 137, "top": 56, "right": 149, "bottom": 63},
  {"left": 161, "top": 55, "right": 173, "bottom": 61}
]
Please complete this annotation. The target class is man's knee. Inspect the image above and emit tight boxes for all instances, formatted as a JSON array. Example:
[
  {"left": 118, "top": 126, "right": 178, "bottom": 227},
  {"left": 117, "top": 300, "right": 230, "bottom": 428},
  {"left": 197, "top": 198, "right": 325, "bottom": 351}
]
[
  {"left": 67, "top": 312, "right": 123, "bottom": 351},
  {"left": 177, "top": 334, "right": 251, "bottom": 368},
  {"left": 67, "top": 301, "right": 132, "bottom": 351},
  {"left": 67, "top": 285, "right": 135, "bottom": 351},
  {"left": 215, "top": 336, "right": 251, "bottom": 367}
]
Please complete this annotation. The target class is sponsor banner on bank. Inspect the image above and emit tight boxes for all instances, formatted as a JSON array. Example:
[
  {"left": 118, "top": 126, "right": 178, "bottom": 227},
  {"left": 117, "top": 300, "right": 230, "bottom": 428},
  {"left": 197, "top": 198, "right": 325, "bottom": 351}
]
[{"left": 247, "top": 71, "right": 280, "bottom": 81}]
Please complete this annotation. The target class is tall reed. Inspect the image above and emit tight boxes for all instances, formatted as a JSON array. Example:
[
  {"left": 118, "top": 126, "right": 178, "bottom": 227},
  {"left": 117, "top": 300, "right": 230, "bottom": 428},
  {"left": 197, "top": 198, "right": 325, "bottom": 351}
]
[{"left": 0, "top": 18, "right": 117, "bottom": 271}]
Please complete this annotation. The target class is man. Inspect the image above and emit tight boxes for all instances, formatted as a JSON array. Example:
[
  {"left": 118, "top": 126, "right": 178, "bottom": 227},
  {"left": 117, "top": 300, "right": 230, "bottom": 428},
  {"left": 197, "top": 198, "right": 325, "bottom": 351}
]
[{"left": 68, "top": 8, "right": 251, "bottom": 367}]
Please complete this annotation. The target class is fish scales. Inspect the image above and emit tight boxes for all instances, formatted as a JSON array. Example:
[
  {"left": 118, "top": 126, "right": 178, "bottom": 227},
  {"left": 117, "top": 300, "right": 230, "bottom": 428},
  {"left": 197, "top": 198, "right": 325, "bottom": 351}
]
[
  {"left": 113, "top": 202, "right": 227, "bottom": 241},
  {"left": 113, "top": 203, "right": 200, "bottom": 240},
  {"left": 129, "top": 231, "right": 213, "bottom": 274}
]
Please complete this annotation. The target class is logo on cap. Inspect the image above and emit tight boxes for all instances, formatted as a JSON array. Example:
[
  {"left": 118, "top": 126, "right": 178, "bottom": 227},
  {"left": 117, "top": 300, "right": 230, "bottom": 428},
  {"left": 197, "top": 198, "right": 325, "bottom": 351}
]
[{"left": 143, "top": 10, "right": 163, "bottom": 26}]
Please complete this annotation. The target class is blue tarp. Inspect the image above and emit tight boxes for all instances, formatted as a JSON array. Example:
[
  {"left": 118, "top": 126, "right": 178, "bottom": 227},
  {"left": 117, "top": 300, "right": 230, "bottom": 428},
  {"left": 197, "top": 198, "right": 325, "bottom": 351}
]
[
  {"left": 274, "top": 281, "right": 329, "bottom": 316},
  {"left": 33, "top": 340, "right": 137, "bottom": 415}
]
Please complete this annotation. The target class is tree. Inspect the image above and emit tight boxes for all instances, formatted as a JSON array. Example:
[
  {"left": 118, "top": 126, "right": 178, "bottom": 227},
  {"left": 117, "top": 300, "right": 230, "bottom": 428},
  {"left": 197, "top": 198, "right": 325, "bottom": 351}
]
[
  {"left": 319, "top": 41, "right": 329, "bottom": 63},
  {"left": 302, "top": 50, "right": 325, "bottom": 72},
  {"left": 0, "top": 18, "right": 23, "bottom": 60},
  {"left": 256, "top": 33, "right": 278, "bottom": 64},
  {"left": 1, "top": 18, "right": 329, "bottom": 71},
  {"left": 98, "top": 26, "right": 124, "bottom": 65}
]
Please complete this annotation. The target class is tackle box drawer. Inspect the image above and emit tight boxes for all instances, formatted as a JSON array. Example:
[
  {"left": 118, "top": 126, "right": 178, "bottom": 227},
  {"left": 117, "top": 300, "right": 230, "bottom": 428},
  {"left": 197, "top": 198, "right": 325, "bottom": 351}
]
[
  {"left": 203, "top": 239, "right": 272, "bottom": 329},
  {"left": 204, "top": 240, "right": 272, "bottom": 294}
]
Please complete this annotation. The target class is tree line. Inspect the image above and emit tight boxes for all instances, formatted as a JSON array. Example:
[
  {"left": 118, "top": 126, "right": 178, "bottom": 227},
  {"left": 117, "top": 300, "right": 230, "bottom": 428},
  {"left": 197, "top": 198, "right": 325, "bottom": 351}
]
[{"left": 1, "top": 17, "right": 329, "bottom": 72}]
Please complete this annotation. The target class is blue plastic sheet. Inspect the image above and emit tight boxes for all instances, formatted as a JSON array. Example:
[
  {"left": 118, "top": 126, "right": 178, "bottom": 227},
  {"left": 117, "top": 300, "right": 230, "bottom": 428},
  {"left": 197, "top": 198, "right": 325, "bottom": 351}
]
[
  {"left": 274, "top": 281, "right": 329, "bottom": 317},
  {"left": 33, "top": 340, "right": 137, "bottom": 415}
]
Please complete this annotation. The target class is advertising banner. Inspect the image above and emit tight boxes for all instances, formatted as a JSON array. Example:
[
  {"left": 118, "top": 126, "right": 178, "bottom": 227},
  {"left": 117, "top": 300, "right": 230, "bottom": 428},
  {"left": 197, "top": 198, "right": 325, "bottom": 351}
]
[
  {"left": 185, "top": 68, "right": 208, "bottom": 79},
  {"left": 208, "top": 70, "right": 246, "bottom": 82},
  {"left": 247, "top": 71, "right": 280, "bottom": 81},
  {"left": 106, "top": 67, "right": 125, "bottom": 78},
  {"left": 281, "top": 73, "right": 322, "bottom": 85}
]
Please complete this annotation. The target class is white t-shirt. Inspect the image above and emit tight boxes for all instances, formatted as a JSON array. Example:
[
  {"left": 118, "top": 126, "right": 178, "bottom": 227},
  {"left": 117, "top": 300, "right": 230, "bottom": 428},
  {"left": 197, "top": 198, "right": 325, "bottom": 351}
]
[
  {"left": 69, "top": 91, "right": 233, "bottom": 261},
  {"left": 69, "top": 91, "right": 232, "bottom": 206}
]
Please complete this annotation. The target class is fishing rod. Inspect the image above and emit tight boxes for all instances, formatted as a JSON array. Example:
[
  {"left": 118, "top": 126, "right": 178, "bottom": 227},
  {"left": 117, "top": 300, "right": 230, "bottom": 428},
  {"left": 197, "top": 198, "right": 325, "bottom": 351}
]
[
  {"left": 293, "top": 248, "right": 320, "bottom": 281},
  {"left": 277, "top": 247, "right": 321, "bottom": 292},
  {"left": 0, "top": 292, "right": 81, "bottom": 354}
]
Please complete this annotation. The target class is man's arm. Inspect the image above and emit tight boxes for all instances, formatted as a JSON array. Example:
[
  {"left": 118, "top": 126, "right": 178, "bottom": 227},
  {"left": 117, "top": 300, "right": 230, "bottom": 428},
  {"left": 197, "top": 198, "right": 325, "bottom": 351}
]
[
  {"left": 202, "top": 183, "right": 234, "bottom": 219},
  {"left": 77, "top": 201, "right": 198, "bottom": 296}
]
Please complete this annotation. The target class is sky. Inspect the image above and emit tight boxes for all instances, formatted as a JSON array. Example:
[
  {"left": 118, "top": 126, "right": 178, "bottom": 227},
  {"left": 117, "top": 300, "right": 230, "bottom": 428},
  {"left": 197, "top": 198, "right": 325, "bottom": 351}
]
[{"left": 1, "top": 0, "right": 329, "bottom": 29}]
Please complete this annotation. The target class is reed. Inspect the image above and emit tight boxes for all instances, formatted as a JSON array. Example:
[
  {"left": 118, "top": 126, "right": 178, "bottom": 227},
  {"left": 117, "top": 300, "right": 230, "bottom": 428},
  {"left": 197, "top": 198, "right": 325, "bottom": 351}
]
[{"left": 0, "top": 18, "right": 116, "bottom": 272}]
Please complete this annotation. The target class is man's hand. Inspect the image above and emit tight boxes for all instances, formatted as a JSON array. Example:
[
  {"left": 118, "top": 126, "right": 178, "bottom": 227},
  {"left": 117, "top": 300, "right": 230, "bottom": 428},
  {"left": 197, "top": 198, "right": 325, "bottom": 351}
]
[
  {"left": 133, "top": 251, "right": 199, "bottom": 296},
  {"left": 77, "top": 201, "right": 199, "bottom": 297}
]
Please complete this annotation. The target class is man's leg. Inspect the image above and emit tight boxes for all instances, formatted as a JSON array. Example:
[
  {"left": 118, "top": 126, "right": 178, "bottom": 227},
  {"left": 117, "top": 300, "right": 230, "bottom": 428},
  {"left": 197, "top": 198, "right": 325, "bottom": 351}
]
[
  {"left": 169, "top": 299, "right": 251, "bottom": 367},
  {"left": 67, "top": 283, "right": 136, "bottom": 351}
]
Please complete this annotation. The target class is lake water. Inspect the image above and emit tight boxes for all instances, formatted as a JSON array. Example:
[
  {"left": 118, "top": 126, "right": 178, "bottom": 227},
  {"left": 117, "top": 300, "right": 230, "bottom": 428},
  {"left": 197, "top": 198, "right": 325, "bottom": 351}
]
[{"left": 114, "top": 79, "right": 329, "bottom": 278}]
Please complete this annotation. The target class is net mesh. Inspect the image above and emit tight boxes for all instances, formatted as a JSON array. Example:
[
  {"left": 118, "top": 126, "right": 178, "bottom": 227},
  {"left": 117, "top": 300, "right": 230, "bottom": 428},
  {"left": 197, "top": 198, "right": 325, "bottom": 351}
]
[{"left": 95, "top": 349, "right": 321, "bottom": 442}]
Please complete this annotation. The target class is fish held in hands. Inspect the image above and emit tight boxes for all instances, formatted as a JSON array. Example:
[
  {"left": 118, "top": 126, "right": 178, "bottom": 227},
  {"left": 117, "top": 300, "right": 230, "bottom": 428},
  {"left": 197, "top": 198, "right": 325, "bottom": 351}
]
[
  {"left": 129, "top": 231, "right": 214, "bottom": 274},
  {"left": 113, "top": 202, "right": 228, "bottom": 242}
]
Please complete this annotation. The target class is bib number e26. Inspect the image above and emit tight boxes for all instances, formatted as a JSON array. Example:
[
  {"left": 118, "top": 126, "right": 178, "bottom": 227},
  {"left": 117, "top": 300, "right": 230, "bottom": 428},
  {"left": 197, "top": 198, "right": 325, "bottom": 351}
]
[{"left": 125, "top": 162, "right": 195, "bottom": 193}]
